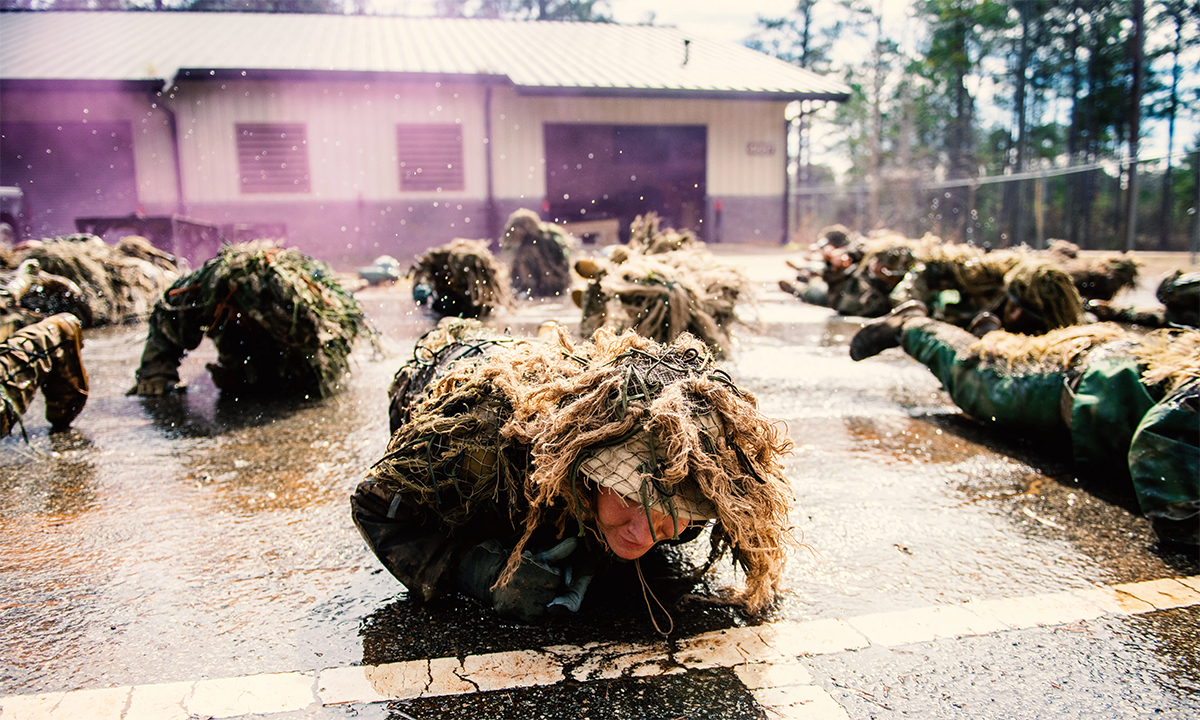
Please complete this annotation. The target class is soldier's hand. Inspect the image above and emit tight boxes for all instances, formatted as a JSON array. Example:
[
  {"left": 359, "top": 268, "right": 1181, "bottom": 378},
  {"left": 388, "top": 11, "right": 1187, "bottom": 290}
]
[
  {"left": 546, "top": 571, "right": 593, "bottom": 617},
  {"left": 490, "top": 537, "right": 578, "bottom": 623},
  {"left": 129, "top": 376, "right": 184, "bottom": 396}
]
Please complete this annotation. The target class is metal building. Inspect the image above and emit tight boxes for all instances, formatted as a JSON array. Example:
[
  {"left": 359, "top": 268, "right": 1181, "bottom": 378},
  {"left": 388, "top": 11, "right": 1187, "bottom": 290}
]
[{"left": 0, "top": 11, "right": 848, "bottom": 264}]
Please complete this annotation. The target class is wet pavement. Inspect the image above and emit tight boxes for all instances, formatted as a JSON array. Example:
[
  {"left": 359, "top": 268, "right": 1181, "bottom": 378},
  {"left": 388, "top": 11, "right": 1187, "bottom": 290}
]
[{"left": 1, "top": 247, "right": 1197, "bottom": 719}]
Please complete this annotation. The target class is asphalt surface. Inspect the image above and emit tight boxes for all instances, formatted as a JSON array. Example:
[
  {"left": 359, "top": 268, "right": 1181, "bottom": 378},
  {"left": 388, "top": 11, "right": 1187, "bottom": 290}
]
[{"left": 1, "top": 247, "right": 1197, "bottom": 719}]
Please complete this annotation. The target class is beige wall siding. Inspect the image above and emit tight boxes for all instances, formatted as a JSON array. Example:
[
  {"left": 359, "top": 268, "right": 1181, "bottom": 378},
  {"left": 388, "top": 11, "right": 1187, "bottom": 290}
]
[
  {"left": 170, "top": 80, "right": 788, "bottom": 205},
  {"left": 0, "top": 88, "right": 179, "bottom": 206},
  {"left": 490, "top": 89, "right": 788, "bottom": 199},
  {"left": 170, "top": 79, "right": 488, "bottom": 204}
]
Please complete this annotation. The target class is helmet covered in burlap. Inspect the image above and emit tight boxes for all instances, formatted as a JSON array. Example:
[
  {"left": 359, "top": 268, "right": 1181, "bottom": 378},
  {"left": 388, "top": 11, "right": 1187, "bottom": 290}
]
[
  {"left": 578, "top": 402, "right": 722, "bottom": 525},
  {"left": 1003, "top": 260, "right": 1085, "bottom": 332}
]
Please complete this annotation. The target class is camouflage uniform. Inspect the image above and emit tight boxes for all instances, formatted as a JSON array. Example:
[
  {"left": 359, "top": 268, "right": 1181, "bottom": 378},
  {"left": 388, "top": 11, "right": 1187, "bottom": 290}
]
[
  {"left": 895, "top": 318, "right": 1198, "bottom": 548},
  {"left": 1, "top": 313, "right": 88, "bottom": 437}
]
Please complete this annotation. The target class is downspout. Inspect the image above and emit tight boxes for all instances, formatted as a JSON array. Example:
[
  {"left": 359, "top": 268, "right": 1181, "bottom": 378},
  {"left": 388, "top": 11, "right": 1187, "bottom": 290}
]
[
  {"left": 156, "top": 81, "right": 185, "bottom": 218},
  {"left": 484, "top": 84, "right": 499, "bottom": 246},
  {"left": 782, "top": 116, "right": 791, "bottom": 245}
]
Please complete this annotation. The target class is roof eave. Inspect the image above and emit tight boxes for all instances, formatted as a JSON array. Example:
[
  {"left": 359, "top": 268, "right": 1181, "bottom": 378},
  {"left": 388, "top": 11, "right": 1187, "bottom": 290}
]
[
  {"left": 512, "top": 85, "right": 851, "bottom": 102},
  {"left": 171, "top": 68, "right": 513, "bottom": 88},
  {"left": 0, "top": 78, "right": 165, "bottom": 93}
]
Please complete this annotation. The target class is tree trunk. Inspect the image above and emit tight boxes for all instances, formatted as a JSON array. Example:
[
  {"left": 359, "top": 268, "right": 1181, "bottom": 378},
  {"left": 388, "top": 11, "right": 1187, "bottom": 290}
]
[
  {"left": 1124, "top": 0, "right": 1144, "bottom": 251},
  {"left": 1158, "top": 7, "right": 1182, "bottom": 251}
]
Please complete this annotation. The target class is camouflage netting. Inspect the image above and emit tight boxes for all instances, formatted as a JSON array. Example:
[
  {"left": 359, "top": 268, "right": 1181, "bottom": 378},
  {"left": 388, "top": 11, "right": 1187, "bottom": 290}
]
[
  {"left": 1043, "top": 239, "right": 1141, "bottom": 301},
  {"left": 385, "top": 317, "right": 514, "bottom": 432},
  {"left": 502, "top": 209, "right": 575, "bottom": 298},
  {"left": 146, "top": 240, "right": 373, "bottom": 398},
  {"left": 409, "top": 238, "right": 512, "bottom": 318},
  {"left": 367, "top": 324, "right": 797, "bottom": 614},
  {"left": 578, "top": 214, "right": 751, "bottom": 357},
  {"left": 12, "top": 234, "right": 181, "bottom": 327}
]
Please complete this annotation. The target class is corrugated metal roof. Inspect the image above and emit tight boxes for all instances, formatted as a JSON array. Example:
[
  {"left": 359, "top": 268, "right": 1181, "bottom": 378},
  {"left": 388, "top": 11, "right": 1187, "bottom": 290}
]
[{"left": 0, "top": 11, "right": 850, "bottom": 100}]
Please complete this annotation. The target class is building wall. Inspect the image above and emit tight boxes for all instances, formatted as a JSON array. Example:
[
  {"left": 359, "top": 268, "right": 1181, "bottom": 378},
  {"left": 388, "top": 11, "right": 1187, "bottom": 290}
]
[
  {"left": 169, "top": 78, "right": 489, "bottom": 204},
  {"left": 3, "top": 78, "right": 790, "bottom": 265}
]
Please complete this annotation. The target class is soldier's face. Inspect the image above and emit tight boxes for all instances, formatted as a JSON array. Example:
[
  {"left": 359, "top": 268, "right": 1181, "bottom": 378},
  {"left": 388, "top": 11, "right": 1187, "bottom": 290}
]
[{"left": 594, "top": 486, "right": 687, "bottom": 560}]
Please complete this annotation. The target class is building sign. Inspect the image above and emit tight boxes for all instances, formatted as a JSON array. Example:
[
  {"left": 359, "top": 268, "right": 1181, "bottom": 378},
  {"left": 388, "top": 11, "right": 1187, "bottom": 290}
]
[{"left": 746, "top": 141, "right": 775, "bottom": 156}]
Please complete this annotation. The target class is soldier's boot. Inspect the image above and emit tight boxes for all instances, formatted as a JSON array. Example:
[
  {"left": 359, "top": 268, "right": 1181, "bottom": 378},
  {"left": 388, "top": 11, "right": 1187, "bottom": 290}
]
[
  {"left": 0, "top": 313, "right": 88, "bottom": 437},
  {"left": 37, "top": 313, "right": 89, "bottom": 432},
  {"left": 849, "top": 300, "right": 928, "bottom": 361}
]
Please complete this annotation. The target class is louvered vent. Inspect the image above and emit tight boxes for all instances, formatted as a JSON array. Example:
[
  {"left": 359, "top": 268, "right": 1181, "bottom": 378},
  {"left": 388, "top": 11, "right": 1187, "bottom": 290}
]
[
  {"left": 236, "top": 123, "right": 311, "bottom": 194},
  {"left": 397, "top": 124, "right": 464, "bottom": 192}
]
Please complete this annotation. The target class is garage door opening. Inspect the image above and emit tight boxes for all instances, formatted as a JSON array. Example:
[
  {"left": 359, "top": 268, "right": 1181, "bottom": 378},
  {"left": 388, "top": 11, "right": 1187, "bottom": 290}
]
[{"left": 544, "top": 124, "right": 706, "bottom": 242}]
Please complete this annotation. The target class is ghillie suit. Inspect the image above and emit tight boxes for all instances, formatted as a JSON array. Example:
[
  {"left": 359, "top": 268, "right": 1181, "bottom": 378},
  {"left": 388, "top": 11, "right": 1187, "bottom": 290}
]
[
  {"left": 1088, "top": 270, "right": 1199, "bottom": 330},
  {"left": 576, "top": 216, "right": 750, "bottom": 358},
  {"left": 14, "top": 234, "right": 180, "bottom": 327},
  {"left": 1043, "top": 239, "right": 1141, "bottom": 302},
  {"left": 833, "top": 232, "right": 921, "bottom": 317},
  {"left": 1, "top": 258, "right": 93, "bottom": 328},
  {"left": 998, "top": 259, "right": 1086, "bottom": 335},
  {"left": 132, "top": 240, "right": 372, "bottom": 398},
  {"left": 889, "top": 243, "right": 1025, "bottom": 327},
  {"left": 502, "top": 209, "right": 574, "bottom": 298},
  {"left": 0, "top": 313, "right": 88, "bottom": 439},
  {"left": 1158, "top": 270, "right": 1199, "bottom": 329},
  {"left": 352, "top": 323, "right": 796, "bottom": 625},
  {"left": 385, "top": 317, "right": 512, "bottom": 433},
  {"left": 409, "top": 238, "right": 512, "bottom": 319},
  {"left": 852, "top": 307, "right": 1199, "bottom": 548},
  {"left": 627, "top": 212, "right": 701, "bottom": 255}
]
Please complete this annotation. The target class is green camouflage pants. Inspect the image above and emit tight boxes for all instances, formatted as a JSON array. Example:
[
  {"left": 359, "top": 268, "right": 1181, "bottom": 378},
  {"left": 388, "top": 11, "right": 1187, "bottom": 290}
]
[
  {"left": 902, "top": 318, "right": 1198, "bottom": 546},
  {"left": 0, "top": 313, "right": 88, "bottom": 437}
]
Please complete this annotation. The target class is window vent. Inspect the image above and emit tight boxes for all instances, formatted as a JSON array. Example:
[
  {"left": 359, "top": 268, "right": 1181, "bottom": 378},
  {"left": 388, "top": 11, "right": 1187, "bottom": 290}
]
[
  {"left": 397, "top": 124, "right": 464, "bottom": 192},
  {"left": 236, "top": 123, "right": 311, "bottom": 194}
]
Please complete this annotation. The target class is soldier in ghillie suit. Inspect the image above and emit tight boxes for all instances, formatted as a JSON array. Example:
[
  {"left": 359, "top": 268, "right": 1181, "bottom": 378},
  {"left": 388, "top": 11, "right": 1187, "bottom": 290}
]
[
  {"left": 1042, "top": 239, "right": 1141, "bottom": 302},
  {"left": 15, "top": 234, "right": 180, "bottom": 327},
  {"left": 888, "top": 243, "right": 1024, "bottom": 328},
  {"left": 893, "top": 253, "right": 1085, "bottom": 338},
  {"left": 131, "top": 240, "right": 372, "bottom": 399},
  {"left": 351, "top": 321, "right": 796, "bottom": 627},
  {"left": 851, "top": 305, "right": 1199, "bottom": 549},
  {"left": 1, "top": 313, "right": 88, "bottom": 438},
  {"left": 2, "top": 258, "right": 93, "bottom": 330},
  {"left": 502, "top": 209, "right": 574, "bottom": 299},
  {"left": 573, "top": 215, "right": 749, "bottom": 358},
  {"left": 409, "top": 238, "right": 512, "bottom": 319},
  {"left": 1087, "top": 270, "right": 1199, "bottom": 330},
  {"left": 832, "top": 234, "right": 919, "bottom": 318},
  {"left": 779, "top": 224, "right": 862, "bottom": 308},
  {"left": 626, "top": 212, "right": 701, "bottom": 255}
]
